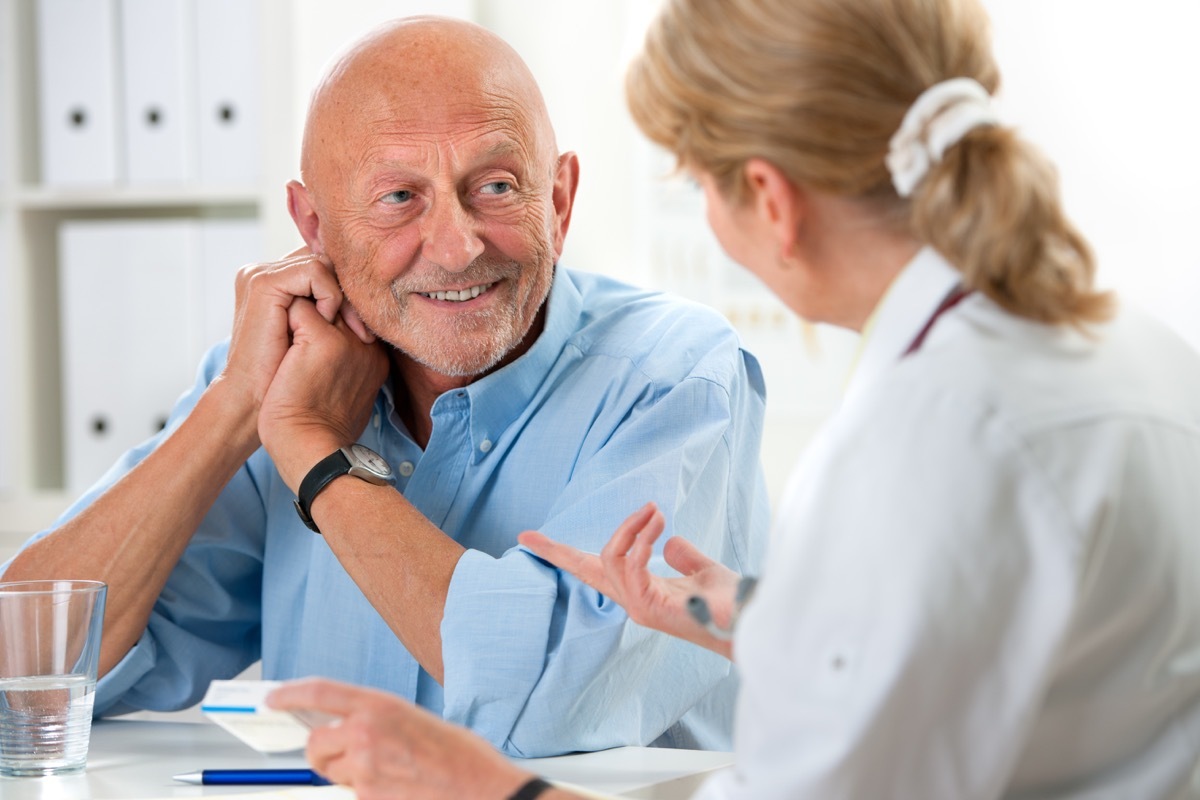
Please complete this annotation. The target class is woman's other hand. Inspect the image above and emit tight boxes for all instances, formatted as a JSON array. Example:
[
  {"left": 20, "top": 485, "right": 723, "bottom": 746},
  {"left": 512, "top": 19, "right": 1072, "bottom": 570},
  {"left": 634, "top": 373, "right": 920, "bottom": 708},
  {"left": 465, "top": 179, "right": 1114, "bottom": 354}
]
[{"left": 267, "top": 678, "right": 537, "bottom": 800}]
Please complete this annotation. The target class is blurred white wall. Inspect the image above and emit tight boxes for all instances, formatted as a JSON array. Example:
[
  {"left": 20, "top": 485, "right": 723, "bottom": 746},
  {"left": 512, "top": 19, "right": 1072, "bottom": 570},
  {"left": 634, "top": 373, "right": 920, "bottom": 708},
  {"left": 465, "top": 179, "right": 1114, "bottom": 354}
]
[{"left": 984, "top": 0, "right": 1200, "bottom": 351}]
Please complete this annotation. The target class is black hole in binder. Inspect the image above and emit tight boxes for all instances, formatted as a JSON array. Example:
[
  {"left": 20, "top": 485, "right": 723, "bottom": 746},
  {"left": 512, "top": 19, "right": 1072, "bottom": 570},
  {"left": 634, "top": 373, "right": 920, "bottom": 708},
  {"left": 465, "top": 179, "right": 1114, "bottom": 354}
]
[
  {"left": 91, "top": 416, "right": 108, "bottom": 436},
  {"left": 69, "top": 108, "right": 87, "bottom": 128},
  {"left": 218, "top": 104, "right": 236, "bottom": 124},
  {"left": 146, "top": 107, "right": 162, "bottom": 126},
  {"left": 155, "top": 416, "right": 168, "bottom": 432}
]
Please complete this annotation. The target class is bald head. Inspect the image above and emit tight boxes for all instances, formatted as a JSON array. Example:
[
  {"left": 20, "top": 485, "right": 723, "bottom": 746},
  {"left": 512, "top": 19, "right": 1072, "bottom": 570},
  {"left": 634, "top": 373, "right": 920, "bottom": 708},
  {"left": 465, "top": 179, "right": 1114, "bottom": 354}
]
[
  {"left": 284, "top": 15, "right": 580, "bottom": 382},
  {"left": 300, "top": 16, "right": 557, "bottom": 190}
]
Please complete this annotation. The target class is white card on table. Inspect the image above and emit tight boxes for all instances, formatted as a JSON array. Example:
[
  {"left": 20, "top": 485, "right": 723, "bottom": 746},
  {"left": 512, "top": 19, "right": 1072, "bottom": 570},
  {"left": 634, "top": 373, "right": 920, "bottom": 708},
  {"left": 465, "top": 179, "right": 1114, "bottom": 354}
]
[{"left": 200, "top": 680, "right": 333, "bottom": 753}]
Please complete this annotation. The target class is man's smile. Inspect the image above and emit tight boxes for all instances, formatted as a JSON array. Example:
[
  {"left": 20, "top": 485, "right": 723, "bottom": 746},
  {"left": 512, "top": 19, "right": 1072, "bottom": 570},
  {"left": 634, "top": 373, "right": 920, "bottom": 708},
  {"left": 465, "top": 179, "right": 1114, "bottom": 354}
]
[{"left": 417, "top": 281, "right": 497, "bottom": 303}]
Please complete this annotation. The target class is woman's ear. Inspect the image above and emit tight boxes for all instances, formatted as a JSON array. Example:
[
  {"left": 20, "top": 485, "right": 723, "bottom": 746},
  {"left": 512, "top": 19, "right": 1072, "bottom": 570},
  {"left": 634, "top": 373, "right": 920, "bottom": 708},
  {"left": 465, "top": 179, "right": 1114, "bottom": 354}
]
[
  {"left": 287, "top": 180, "right": 323, "bottom": 254},
  {"left": 743, "top": 158, "right": 804, "bottom": 263}
]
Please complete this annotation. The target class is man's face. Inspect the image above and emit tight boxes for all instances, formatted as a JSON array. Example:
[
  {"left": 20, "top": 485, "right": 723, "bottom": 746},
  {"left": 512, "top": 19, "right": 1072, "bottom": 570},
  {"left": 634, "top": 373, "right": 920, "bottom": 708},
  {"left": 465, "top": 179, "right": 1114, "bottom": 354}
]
[{"left": 312, "top": 85, "right": 569, "bottom": 378}]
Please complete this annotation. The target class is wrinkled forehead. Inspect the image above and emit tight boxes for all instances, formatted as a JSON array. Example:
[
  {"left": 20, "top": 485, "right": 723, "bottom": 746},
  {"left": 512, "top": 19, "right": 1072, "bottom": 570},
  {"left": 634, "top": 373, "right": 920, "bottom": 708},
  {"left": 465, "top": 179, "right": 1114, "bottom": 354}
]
[
  {"left": 302, "top": 19, "right": 556, "bottom": 181},
  {"left": 326, "top": 72, "right": 545, "bottom": 153}
]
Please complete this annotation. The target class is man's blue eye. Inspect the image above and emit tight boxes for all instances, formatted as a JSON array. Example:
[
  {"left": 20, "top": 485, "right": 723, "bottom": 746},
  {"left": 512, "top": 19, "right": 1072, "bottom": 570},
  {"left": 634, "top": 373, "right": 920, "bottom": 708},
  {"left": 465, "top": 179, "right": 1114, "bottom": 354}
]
[
  {"left": 383, "top": 190, "right": 412, "bottom": 204},
  {"left": 482, "top": 182, "right": 511, "bottom": 195}
]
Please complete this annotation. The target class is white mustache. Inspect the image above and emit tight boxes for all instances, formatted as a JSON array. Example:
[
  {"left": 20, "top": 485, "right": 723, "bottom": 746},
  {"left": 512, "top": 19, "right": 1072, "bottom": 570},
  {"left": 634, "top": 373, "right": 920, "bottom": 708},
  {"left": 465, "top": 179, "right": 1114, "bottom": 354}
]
[{"left": 392, "top": 259, "right": 519, "bottom": 301}]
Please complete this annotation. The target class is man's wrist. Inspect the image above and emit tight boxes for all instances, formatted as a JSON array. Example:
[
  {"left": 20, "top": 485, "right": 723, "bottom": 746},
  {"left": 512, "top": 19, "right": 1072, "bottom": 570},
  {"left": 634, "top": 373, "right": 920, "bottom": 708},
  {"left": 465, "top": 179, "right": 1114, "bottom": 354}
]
[
  {"left": 282, "top": 444, "right": 342, "bottom": 493},
  {"left": 292, "top": 444, "right": 395, "bottom": 534},
  {"left": 263, "top": 428, "right": 345, "bottom": 492},
  {"left": 193, "top": 380, "right": 265, "bottom": 462}
]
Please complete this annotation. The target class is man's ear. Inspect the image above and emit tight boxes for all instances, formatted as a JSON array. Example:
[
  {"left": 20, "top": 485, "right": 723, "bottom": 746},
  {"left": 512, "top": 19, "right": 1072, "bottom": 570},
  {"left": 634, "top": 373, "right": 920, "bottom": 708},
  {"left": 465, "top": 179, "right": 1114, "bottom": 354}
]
[
  {"left": 287, "top": 180, "right": 323, "bottom": 254},
  {"left": 550, "top": 152, "right": 581, "bottom": 260},
  {"left": 742, "top": 158, "right": 804, "bottom": 261}
]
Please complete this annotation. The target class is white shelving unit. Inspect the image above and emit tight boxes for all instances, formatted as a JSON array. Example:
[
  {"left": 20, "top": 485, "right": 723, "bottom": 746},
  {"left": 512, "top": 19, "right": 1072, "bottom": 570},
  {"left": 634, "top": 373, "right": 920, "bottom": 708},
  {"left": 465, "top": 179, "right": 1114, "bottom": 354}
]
[{"left": 0, "top": 0, "right": 301, "bottom": 548}]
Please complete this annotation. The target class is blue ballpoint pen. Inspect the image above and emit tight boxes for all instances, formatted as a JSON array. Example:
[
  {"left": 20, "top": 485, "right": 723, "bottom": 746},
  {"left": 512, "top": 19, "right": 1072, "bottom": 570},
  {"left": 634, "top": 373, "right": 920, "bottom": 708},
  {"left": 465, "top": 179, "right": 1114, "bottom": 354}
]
[{"left": 173, "top": 768, "right": 332, "bottom": 785}]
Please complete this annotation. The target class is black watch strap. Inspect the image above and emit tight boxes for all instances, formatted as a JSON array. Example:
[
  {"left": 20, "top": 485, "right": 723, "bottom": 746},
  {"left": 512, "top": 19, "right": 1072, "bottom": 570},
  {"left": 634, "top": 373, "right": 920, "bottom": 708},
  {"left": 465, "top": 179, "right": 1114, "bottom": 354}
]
[
  {"left": 507, "top": 777, "right": 552, "bottom": 800},
  {"left": 292, "top": 449, "right": 352, "bottom": 534}
]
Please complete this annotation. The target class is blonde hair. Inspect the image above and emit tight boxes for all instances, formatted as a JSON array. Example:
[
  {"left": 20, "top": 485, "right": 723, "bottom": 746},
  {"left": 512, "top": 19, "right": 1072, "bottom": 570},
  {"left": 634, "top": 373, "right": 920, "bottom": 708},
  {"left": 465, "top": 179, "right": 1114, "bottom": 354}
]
[{"left": 628, "top": 0, "right": 1112, "bottom": 326}]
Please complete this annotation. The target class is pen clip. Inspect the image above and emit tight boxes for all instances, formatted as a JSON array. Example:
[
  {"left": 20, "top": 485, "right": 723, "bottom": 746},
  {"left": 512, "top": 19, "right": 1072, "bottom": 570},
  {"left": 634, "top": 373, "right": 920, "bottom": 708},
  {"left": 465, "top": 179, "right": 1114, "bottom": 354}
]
[{"left": 686, "top": 575, "right": 758, "bottom": 641}]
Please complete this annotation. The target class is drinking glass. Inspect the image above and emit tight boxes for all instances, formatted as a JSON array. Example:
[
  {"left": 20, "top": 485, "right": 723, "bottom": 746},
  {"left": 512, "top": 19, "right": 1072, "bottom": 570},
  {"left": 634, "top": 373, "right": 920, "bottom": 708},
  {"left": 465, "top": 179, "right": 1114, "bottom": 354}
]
[{"left": 0, "top": 579, "right": 107, "bottom": 777}]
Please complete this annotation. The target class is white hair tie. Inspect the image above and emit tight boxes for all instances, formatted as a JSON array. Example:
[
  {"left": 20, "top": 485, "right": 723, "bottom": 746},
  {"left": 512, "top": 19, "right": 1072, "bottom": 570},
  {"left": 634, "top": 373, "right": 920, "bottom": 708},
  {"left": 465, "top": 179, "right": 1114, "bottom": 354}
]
[{"left": 886, "top": 77, "right": 999, "bottom": 198}]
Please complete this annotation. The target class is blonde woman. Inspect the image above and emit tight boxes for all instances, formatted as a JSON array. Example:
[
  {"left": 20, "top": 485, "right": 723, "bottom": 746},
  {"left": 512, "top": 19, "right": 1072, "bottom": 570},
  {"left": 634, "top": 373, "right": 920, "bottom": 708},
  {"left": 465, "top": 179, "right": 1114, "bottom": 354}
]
[{"left": 269, "top": 0, "right": 1200, "bottom": 797}]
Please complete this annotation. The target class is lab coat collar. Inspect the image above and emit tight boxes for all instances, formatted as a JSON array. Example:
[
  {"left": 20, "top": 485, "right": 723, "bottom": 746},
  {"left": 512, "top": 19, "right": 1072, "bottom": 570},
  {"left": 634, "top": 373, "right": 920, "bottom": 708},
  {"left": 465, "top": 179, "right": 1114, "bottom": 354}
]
[{"left": 843, "top": 246, "right": 963, "bottom": 405}]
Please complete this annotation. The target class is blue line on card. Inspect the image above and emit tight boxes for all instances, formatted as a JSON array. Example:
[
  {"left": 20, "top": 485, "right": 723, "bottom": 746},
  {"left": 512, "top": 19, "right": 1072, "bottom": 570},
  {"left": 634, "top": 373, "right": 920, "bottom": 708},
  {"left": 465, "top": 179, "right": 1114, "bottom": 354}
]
[{"left": 200, "top": 706, "right": 258, "bottom": 713}]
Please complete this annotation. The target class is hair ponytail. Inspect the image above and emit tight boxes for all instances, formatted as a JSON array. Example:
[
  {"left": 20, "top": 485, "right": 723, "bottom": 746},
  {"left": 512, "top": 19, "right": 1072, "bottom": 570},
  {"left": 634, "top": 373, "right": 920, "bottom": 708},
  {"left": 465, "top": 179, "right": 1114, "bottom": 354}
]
[{"left": 910, "top": 124, "right": 1113, "bottom": 326}]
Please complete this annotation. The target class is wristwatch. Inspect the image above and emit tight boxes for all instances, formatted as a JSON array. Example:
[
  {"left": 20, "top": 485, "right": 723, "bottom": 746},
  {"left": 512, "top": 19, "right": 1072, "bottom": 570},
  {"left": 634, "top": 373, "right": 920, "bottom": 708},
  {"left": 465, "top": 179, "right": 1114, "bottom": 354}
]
[{"left": 293, "top": 444, "right": 394, "bottom": 534}]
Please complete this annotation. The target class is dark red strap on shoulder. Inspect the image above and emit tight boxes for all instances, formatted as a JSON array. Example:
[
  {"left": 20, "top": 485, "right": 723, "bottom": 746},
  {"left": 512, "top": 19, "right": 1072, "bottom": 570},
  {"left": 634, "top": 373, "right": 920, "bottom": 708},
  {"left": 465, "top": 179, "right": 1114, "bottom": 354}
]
[{"left": 903, "top": 285, "right": 972, "bottom": 357}]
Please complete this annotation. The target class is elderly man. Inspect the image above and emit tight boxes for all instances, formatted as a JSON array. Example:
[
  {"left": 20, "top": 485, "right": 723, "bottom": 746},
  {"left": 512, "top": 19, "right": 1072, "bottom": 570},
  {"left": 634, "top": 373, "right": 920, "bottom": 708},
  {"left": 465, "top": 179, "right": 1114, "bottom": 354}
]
[{"left": 3, "top": 17, "right": 767, "bottom": 755}]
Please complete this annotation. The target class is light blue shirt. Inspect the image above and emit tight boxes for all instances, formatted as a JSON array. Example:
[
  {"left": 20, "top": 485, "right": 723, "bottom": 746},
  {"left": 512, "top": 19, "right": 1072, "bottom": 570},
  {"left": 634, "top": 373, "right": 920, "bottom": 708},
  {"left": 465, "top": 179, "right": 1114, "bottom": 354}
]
[{"left": 15, "top": 267, "right": 769, "bottom": 756}]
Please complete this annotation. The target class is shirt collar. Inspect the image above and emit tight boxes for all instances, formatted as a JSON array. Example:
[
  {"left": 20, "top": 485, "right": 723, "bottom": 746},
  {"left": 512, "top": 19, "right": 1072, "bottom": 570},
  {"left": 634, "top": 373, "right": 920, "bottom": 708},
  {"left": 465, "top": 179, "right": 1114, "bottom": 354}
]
[
  {"left": 465, "top": 267, "right": 580, "bottom": 444},
  {"left": 843, "top": 246, "right": 962, "bottom": 403},
  {"left": 378, "top": 268, "right": 581, "bottom": 457}
]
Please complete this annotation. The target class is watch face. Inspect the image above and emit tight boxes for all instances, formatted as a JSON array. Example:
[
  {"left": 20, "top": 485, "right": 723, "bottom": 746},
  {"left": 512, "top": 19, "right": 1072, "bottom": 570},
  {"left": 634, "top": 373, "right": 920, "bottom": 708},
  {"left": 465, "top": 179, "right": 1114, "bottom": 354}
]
[{"left": 349, "top": 444, "right": 392, "bottom": 477}]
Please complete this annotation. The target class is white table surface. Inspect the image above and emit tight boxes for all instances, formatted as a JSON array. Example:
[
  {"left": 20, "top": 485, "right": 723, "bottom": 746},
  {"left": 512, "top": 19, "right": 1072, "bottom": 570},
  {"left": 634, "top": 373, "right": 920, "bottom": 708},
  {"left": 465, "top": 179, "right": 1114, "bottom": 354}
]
[{"left": 0, "top": 718, "right": 734, "bottom": 800}]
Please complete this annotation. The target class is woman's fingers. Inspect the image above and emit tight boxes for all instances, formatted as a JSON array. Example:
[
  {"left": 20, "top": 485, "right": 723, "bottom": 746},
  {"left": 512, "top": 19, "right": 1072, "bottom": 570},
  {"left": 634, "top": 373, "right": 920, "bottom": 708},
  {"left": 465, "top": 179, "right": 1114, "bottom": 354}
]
[
  {"left": 600, "top": 502, "right": 657, "bottom": 562},
  {"left": 268, "top": 676, "right": 361, "bottom": 718},
  {"left": 522, "top": 503, "right": 671, "bottom": 612},
  {"left": 663, "top": 536, "right": 718, "bottom": 577},
  {"left": 518, "top": 532, "right": 609, "bottom": 592},
  {"left": 629, "top": 507, "right": 665, "bottom": 568},
  {"left": 303, "top": 725, "right": 348, "bottom": 782},
  {"left": 267, "top": 679, "right": 360, "bottom": 780},
  {"left": 622, "top": 507, "right": 665, "bottom": 597}
]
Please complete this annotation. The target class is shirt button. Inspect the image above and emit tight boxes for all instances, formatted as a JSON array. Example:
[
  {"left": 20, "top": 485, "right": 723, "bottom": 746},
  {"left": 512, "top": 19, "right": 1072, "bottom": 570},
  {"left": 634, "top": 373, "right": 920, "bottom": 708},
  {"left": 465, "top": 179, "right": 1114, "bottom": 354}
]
[
  {"left": 373, "top": 413, "right": 381, "bottom": 429},
  {"left": 479, "top": 439, "right": 492, "bottom": 453},
  {"left": 398, "top": 461, "right": 415, "bottom": 477}
]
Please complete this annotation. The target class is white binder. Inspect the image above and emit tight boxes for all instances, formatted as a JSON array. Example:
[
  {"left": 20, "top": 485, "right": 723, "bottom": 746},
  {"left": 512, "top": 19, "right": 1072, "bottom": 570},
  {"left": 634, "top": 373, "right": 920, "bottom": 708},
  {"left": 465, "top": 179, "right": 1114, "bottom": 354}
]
[
  {"left": 194, "top": 0, "right": 261, "bottom": 185},
  {"left": 120, "top": 0, "right": 196, "bottom": 184},
  {"left": 35, "top": 0, "right": 121, "bottom": 186},
  {"left": 59, "top": 218, "right": 263, "bottom": 492},
  {"left": 193, "top": 218, "right": 264, "bottom": 365},
  {"left": 59, "top": 220, "right": 196, "bottom": 492}
]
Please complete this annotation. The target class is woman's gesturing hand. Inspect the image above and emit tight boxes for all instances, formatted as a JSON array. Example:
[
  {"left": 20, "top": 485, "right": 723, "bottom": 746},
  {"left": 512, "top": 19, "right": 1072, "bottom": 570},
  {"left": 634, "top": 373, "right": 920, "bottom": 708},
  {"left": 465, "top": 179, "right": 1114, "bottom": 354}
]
[{"left": 519, "top": 502, "right": 742, "bottom": 660}]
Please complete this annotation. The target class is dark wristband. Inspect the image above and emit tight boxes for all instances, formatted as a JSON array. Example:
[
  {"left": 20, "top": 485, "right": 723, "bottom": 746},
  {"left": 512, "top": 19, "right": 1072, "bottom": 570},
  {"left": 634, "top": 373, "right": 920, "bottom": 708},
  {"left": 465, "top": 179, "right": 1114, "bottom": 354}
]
[{"left": 508, "top": 777, "right": 553, "bottom": 800}]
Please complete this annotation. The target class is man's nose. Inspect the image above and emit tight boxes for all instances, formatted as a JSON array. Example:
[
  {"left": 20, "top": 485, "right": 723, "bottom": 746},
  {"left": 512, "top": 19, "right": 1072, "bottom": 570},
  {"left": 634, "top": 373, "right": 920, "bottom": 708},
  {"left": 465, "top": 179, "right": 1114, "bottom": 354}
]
[{"left": 419, "top": 196, "right": 485, "bottom": 272}]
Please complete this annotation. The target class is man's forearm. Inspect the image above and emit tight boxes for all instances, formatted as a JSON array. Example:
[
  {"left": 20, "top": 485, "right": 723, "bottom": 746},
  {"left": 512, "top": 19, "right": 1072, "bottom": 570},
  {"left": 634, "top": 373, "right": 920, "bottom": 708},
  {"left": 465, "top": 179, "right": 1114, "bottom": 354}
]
[
  {"left": 310, "top": 476, "right": 466, "bottom": 683},
  {"left": 2, "top": 379, "right": 262, "bottom": 677}
]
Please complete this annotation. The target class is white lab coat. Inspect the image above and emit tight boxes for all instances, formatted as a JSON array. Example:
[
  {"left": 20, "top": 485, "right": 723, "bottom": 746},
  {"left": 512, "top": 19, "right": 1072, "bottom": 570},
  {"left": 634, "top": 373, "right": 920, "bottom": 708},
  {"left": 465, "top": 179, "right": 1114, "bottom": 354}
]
[{"left": 700, "top": 248, "right": 1200, "bottom": 799}]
